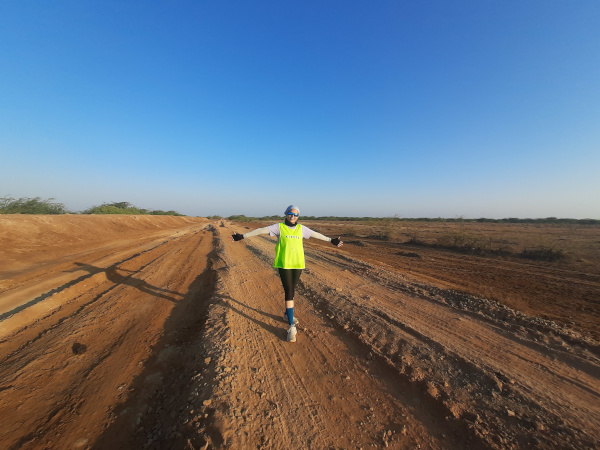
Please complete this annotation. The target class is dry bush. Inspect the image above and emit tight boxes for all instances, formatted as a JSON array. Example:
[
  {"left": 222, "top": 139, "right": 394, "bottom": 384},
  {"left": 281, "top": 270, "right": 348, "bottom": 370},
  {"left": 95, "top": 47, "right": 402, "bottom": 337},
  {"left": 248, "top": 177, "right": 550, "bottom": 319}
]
[
  {"left": 520, "top": 246, "right": 565, "bottom": 261},
  {"left": 436, "top": 232, "right": 488, "bottom": 250}
]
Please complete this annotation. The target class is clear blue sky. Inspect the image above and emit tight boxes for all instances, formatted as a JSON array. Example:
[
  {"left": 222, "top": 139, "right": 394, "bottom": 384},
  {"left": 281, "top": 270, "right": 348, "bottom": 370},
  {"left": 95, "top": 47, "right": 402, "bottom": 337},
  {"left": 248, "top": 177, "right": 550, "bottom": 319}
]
[{"left": 1, "top": 1, "right": 599, "bottom": 218}]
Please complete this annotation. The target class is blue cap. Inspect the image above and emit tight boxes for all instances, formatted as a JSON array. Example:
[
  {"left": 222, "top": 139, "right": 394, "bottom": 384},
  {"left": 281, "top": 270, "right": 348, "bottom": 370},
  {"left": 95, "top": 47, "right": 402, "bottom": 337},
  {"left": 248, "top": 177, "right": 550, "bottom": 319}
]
[{"left": 284, "top": 205, "right": 300, "bottom": 215}]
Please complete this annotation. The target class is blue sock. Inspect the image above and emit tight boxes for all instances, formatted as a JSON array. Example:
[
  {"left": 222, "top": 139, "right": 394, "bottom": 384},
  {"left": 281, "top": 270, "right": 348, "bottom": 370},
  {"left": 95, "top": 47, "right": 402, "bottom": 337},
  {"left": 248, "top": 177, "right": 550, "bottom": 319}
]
[{"left": 286, "top": 307, "right": 294, "bottom": 326}]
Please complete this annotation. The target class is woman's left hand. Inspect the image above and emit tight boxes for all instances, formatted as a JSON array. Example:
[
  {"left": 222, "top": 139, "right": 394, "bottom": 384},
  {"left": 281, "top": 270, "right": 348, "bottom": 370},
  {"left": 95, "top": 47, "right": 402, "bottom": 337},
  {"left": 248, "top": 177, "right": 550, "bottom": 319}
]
[{"left": 331, "top": 237, "right": 343, "bottom": 247}]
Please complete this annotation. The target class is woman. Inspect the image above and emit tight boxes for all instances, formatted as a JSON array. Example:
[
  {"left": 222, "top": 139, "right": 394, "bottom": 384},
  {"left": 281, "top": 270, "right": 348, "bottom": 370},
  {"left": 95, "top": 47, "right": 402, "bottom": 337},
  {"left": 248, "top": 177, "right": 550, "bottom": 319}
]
[{"left": 230, "top": 205, "right": 343, "bottom": 342}]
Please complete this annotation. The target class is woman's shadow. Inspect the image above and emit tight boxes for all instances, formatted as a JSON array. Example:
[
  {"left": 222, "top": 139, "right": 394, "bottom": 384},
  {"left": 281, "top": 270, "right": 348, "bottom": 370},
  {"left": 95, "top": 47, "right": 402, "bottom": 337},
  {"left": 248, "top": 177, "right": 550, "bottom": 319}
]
[
  {"left": 217, "top": 294, "right": 288, "bottom": 341},
  {"left": 73, "top": 262, "right": 184, "bottom": 303}
]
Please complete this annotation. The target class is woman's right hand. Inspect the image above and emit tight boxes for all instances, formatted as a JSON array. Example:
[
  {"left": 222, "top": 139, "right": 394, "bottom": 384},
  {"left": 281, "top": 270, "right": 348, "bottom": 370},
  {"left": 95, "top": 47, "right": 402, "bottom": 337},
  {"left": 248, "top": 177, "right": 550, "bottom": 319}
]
[{"left": 231, "top": 233, "right": 244, "bottom": 241}]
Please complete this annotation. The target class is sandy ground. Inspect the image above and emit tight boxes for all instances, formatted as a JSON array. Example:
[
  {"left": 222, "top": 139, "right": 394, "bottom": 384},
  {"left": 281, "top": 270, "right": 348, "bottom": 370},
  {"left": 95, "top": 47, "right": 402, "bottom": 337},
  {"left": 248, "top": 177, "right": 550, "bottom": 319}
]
[{"left": 0, "top": 215, "right": 598, "bottom": 449}]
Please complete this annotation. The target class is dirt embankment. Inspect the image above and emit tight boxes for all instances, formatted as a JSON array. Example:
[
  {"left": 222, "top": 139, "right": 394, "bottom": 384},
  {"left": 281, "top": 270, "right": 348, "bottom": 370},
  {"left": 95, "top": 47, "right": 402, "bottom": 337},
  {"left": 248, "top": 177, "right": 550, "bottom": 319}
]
[
  {"left": 0, "top": 216, "right": 599, "bottom": 449},
  {"left": 0, "top": 214, "right": 207, "bottom": 277}
]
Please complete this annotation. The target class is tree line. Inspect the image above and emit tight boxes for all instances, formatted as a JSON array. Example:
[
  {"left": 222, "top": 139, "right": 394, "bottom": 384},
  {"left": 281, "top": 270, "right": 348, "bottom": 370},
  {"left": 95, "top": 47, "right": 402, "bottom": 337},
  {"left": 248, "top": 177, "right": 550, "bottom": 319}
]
[
  {"left": 0, "top": 197, "right": 183, "bottom": 216},
  {"left": 2, "top": 197, "right": 598, "bottom": 224},
  {"left": 225, "top": 214, "right": 599, "bottom": 225}
]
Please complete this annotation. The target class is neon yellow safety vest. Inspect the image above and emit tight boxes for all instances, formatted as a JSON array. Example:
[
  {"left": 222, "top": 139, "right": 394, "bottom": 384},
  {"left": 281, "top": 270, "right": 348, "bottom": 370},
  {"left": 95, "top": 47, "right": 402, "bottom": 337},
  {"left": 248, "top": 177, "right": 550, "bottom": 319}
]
[{"left": 273, "top": 223, "right": 305, "bottom": 269}]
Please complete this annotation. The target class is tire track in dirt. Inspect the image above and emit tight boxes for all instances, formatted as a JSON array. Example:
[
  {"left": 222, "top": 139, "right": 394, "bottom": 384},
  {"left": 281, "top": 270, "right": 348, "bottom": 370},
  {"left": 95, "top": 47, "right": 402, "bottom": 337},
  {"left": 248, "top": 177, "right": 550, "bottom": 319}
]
[
  {"left": 314, "top": 253, "right": 599, "bottom": 447},
  {"left": 187, "top": 225, "right": 459, "bottom": 449},
  {"left": 0, "top": 226, "right": 202, "bottom": 322},
  {"left": 226, "top": 225, "right": 600, "bottom": 448},
  {"left": 340, "top": 238, "right": 600, "bottom": 342},
  {"left": 2, "top": 218, "right": 599, "bottom": 449},
  {"left": 0, "top": 224, "right": 217, "bottom": 449},
  {"left": 243, "top": 235, "right": 481, "bottom": 447}
]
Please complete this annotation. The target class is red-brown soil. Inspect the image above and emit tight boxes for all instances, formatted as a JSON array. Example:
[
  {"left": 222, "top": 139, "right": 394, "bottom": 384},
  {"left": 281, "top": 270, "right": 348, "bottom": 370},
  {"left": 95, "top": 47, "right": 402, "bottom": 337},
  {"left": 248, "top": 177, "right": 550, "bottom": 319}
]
[{"left": 1, "top": 215, "right": 599, "bottom": 449}]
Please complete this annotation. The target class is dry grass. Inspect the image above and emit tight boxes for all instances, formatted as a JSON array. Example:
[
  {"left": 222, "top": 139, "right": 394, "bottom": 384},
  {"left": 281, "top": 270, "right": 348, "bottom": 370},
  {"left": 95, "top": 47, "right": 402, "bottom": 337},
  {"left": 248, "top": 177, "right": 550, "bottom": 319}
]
[
  {"left": 239, "top": 219, "right": 600, "bottom": 271},
  {"left": 300, "top": 220, "right": 600, "bottom": 268}
]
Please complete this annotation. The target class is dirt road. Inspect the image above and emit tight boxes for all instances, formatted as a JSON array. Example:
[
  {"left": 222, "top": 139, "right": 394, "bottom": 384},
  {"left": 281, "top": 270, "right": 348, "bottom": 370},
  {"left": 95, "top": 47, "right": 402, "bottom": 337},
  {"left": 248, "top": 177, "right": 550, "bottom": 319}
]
[{"left": 0, "top": 216, "right": 598, "bottom": 449}]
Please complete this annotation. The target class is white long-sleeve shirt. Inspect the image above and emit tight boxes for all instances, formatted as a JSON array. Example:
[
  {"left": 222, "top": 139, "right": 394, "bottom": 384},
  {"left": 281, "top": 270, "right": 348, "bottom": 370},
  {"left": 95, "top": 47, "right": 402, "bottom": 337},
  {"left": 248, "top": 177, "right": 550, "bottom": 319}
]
[{"left": 243, "top": 223, "right": 332, "bottom": 243}]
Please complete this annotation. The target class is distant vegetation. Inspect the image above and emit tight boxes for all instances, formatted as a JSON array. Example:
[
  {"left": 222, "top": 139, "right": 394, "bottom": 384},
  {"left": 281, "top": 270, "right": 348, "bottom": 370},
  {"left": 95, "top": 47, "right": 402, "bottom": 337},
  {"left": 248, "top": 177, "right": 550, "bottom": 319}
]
[
  {"left": 407, "top": 233, "right": 566, "bottom": 262},
  {"left": 227, "top": 215, "right": 599, "bottom": 225},
  {"left": 0, "top": 196, "right": 68, "bottom": 214},
  {"left": 83, "top": 202, "right": 184, "bottom": 216},
  {"left": 0, "top": 197, "right": 184, "bottom": 216},
  {"left": 1, "top": 196, "right": 597, "bottom": 224}
]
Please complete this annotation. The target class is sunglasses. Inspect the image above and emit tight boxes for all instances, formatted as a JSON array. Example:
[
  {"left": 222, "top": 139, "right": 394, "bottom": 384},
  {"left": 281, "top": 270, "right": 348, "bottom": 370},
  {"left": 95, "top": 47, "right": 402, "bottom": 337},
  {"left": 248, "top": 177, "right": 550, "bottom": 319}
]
[{"left": 287, "top": 212, "right": 299, "bottom": 217}]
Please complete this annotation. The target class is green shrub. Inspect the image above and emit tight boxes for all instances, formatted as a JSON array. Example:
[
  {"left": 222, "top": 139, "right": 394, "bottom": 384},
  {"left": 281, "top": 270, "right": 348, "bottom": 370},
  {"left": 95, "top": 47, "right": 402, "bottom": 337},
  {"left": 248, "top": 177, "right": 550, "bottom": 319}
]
[
  {"left": 83, "top": 202, "right": 183, "bottom": 216},
  {"left": 228, "top": 215, "right": 251, "bottom": 221},
  {"left": 0, "top": 196, "right": 68, "bottom": 214},
  {"left": 149, "top": 210, "right": 184, "bottom": 216},
  {"left": 83, "top": 202, "right": 146, "bottom": 214}
]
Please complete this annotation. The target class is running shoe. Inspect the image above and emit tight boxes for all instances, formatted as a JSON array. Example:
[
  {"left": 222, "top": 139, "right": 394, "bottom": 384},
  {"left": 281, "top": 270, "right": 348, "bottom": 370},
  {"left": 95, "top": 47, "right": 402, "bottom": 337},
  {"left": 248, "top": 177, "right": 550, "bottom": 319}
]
[
  {"left": 287, "top": 325, "right": 297, "bottom": 342},
  {"left": 283, "top": 312, "right": 299, "bottom": 325}
]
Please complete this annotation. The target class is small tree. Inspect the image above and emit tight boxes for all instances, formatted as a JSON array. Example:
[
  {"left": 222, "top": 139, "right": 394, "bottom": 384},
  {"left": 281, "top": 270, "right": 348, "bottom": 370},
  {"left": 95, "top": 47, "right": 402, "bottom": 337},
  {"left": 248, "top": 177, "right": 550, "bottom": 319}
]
[
  {"left": 0, "top": 196, "right": 68, "bottom": 214},
  {"left": 83, "top": 201, "right": 183, "bottom": 216}
]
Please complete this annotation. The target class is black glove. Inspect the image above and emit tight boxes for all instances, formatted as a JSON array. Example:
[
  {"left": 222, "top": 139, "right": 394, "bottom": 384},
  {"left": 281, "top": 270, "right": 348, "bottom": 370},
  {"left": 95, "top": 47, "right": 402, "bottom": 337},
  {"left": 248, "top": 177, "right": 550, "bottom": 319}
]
[
  {"left": 331, "top": 237, "right": 341, "bottom": 246},
  {"left": 232, "top": 233, "right": 244, "bottom": 241}
]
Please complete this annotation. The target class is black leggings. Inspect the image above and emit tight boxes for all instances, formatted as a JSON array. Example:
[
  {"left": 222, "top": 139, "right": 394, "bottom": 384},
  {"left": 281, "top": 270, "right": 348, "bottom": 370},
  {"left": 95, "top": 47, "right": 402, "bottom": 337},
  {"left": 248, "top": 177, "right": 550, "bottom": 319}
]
[{"left": 278, "top": 268, "right": 303, "bottom": 301}]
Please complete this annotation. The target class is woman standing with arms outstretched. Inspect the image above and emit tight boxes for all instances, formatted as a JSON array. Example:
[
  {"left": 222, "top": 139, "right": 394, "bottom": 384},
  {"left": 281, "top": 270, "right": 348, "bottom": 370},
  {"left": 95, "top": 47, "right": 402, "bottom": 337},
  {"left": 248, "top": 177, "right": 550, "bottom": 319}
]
[{"left": 230, "top": 205, "right": 343, "bottom": 342}]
